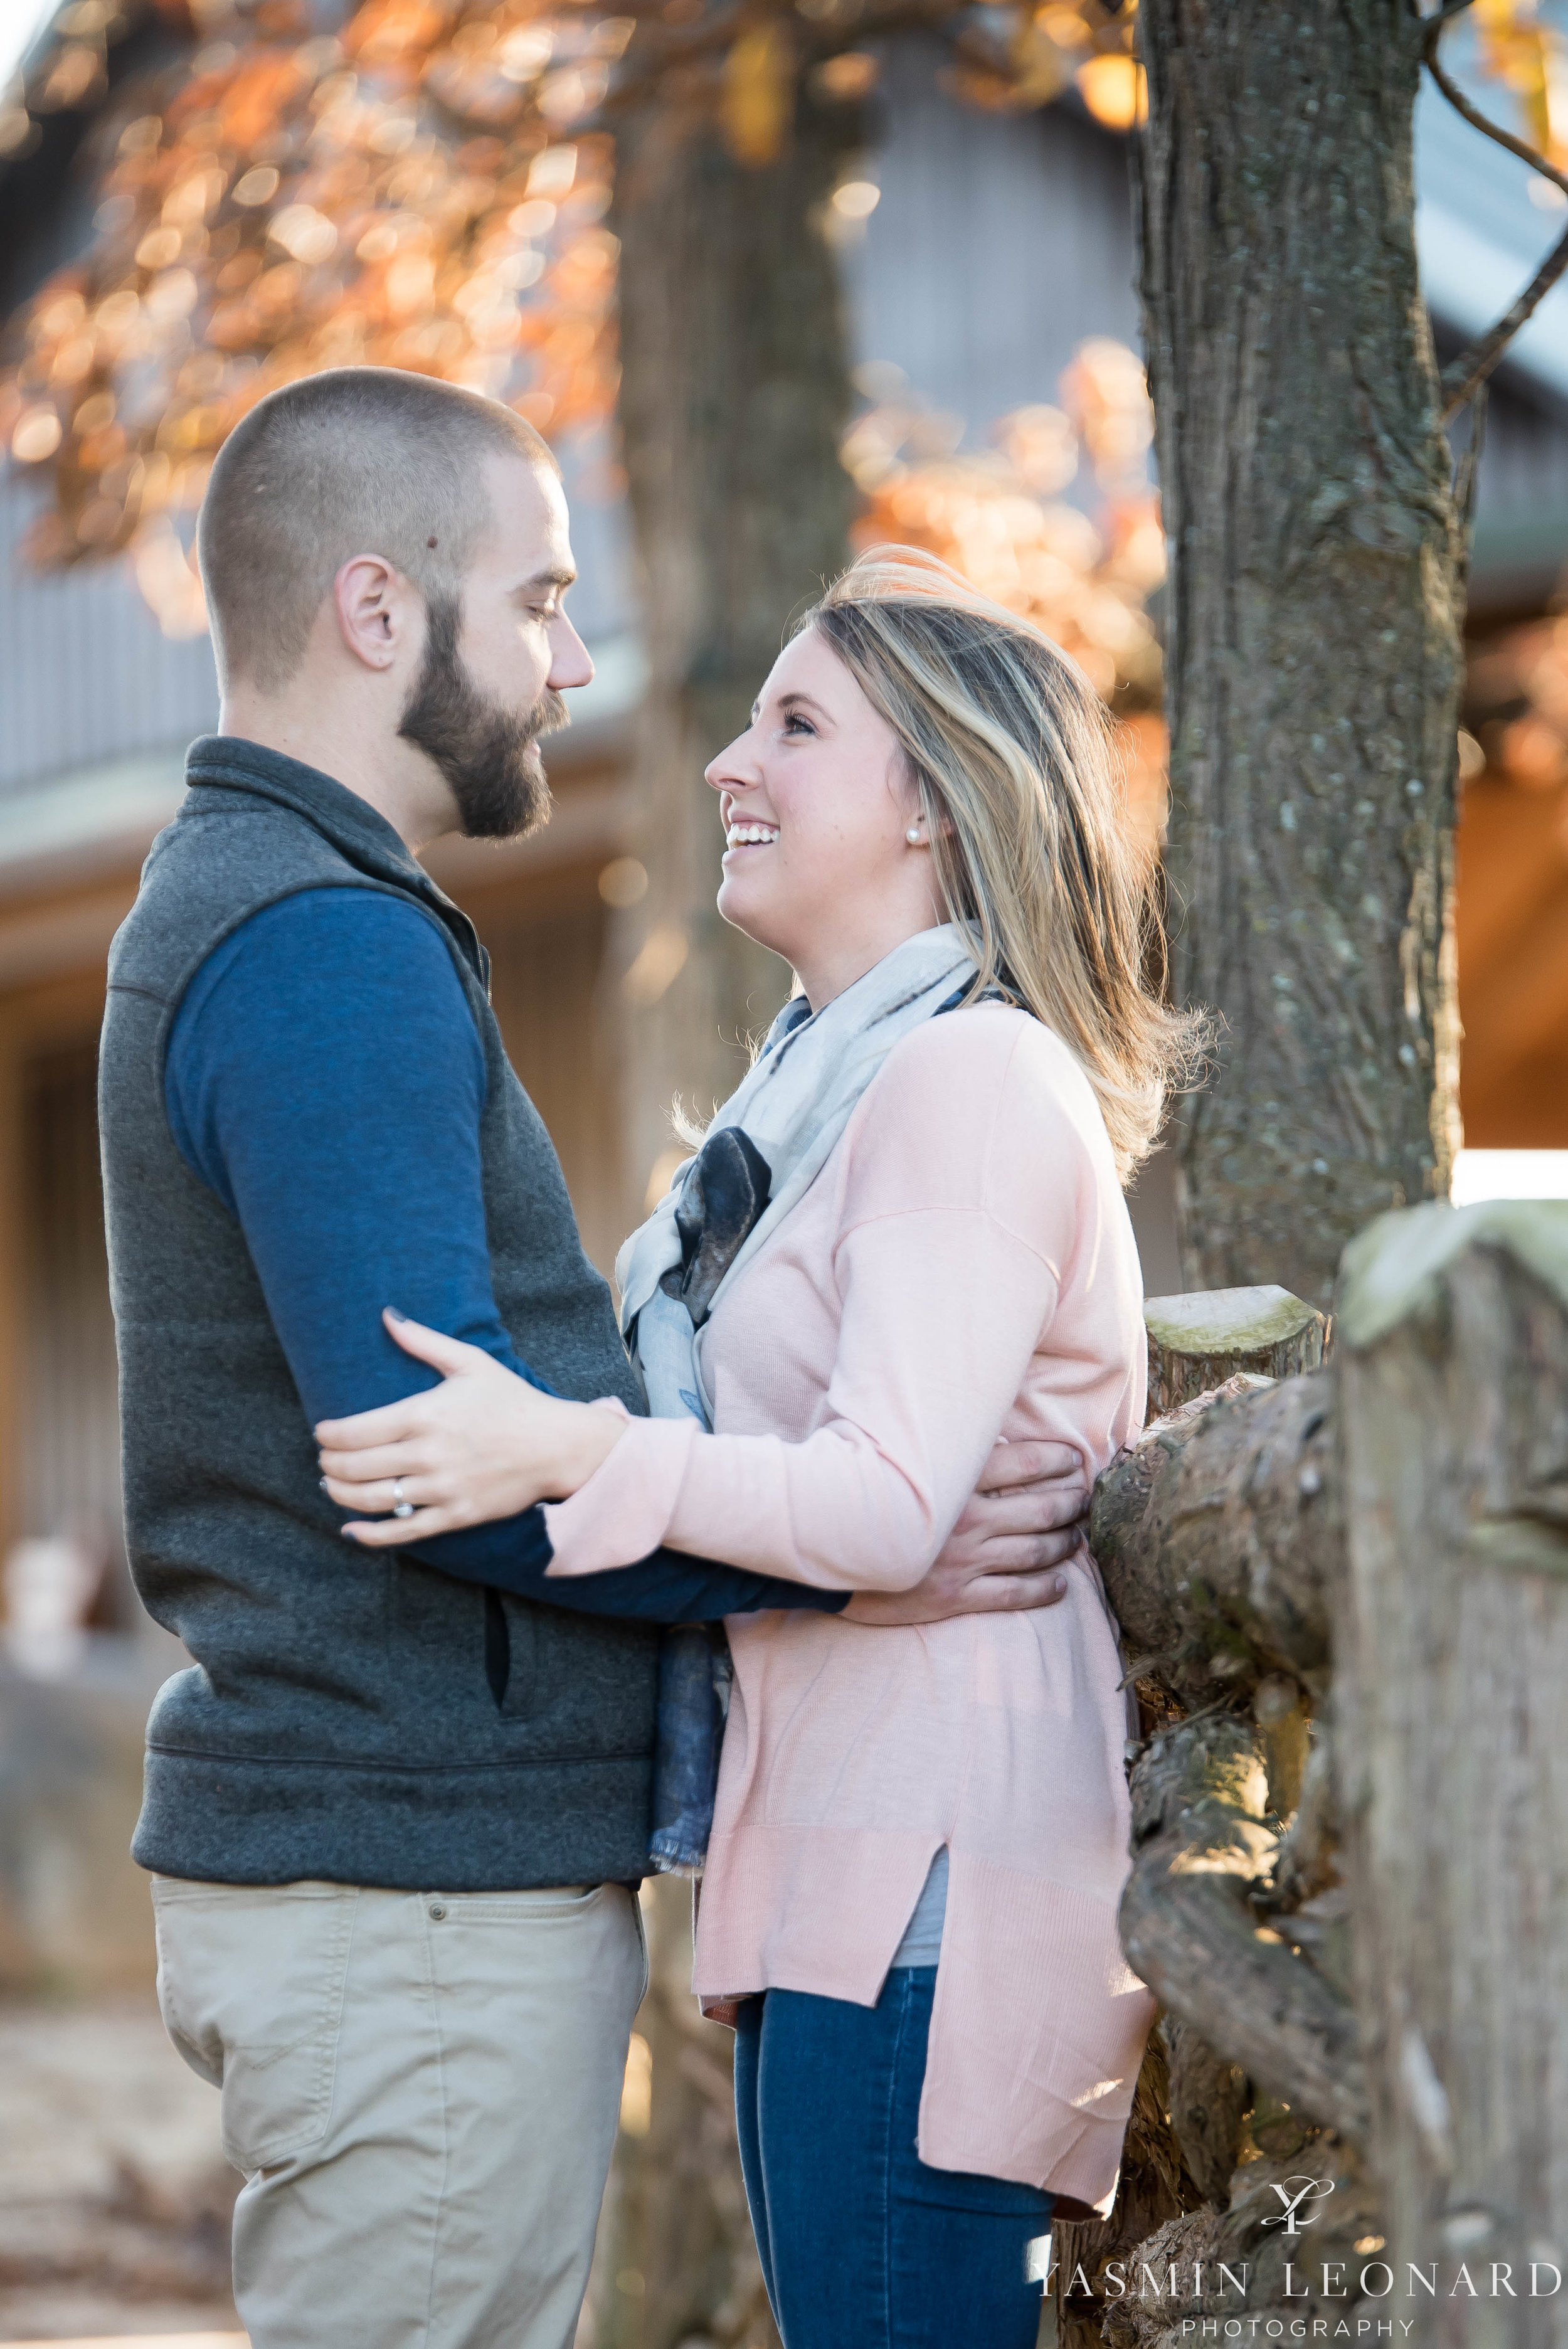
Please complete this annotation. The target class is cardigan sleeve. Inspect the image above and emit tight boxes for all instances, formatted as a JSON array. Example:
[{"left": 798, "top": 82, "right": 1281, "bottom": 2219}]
[{"left": 544, "top": 1011, "right": 1105, "bottom": 1593}]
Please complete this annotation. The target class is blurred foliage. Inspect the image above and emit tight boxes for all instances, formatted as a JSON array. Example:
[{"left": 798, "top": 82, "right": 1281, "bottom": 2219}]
[
  {"left": 847, "top": 340, "right": 1162, "bottom": 705},
  {"left": 0, "top": 0, "right": 630, "bottom": 631},
  {"left": 1468, "top": 609, "right": 1568, "bottom": 792},
  {"left": 845, "top": 339, "right": 1170, "bottom": 850},
  {"left": 1468, "top": 0, "right": 1568, "bottom": 168},
  {"left": 0, "top": 0, "right": 1140, "bottom": 634},
  {"left": 0, "top": 0, "right": 1561, "bottom": 644}
]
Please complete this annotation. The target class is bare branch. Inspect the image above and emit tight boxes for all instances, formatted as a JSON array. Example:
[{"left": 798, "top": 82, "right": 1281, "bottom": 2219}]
[
  {"left": 1439, "top": 222, "right": 1568, "bottom": 421},
  {"left": 1425, "top": 30, "right": 1568, "bottom": 192},
  {"left": 1424, "top": 27, "right": 1568, "bottom": 418},
  {"left": 1120, "top": 1715, "right": 1371, "bottom": 2146}
]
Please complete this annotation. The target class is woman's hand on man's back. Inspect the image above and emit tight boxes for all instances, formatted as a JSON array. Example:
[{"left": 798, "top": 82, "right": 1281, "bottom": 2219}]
[{"left": 840, "top": 1439, "right": 1089, "bottom": 1626}]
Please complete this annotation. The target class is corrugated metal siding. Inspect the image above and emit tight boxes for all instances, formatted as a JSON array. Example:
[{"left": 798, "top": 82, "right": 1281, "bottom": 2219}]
[
  {"left": 0, "top": 477, "right": 220, "bottom": 795},
  {"left": 21, "top": 1040, "right": 126, "bottom": 1576},
  {"left": 845, "top": 48, "right": 1142, "bottom": 435},
  {"left": 1472, "top": 376, "right": 1568, "bottom": 525},
  {"left": 0, "top": 481, "right": 217, "bottom": 795}
]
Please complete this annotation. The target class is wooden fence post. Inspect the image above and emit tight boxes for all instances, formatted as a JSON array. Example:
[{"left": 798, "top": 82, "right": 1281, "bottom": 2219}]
[
  {"left": 1054, "top": 1285, "right": 1336, "bottom": 2349},
  {"left": 1336, "top": 1203, "right": 1568, "bottom": 2349}
]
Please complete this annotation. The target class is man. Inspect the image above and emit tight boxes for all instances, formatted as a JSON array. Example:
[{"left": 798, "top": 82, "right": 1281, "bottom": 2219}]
[{"left": 99, "top": 366, "right": 1088, "bottom": 2349}]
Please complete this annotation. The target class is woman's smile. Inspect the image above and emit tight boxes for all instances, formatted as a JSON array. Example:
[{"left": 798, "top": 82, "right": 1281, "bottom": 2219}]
[{"left": 723, "top": 815, "right": 780, "bottom": 854}]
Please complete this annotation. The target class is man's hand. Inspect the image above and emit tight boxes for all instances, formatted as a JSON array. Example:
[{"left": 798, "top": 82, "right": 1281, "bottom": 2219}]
[{"left": 841, "top": 1438, "right": 1091, "bottom": 1626}]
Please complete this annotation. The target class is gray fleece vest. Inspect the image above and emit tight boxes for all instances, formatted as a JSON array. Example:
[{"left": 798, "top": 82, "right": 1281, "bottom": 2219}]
[{"left": 100, "top": 737, "right": 659, "bottom": 1890}]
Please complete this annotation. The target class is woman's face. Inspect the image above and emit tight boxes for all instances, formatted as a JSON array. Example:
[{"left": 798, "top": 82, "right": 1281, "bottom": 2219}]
[{"left": 705, "top": 627, "right": 941, "bottom": 1006}]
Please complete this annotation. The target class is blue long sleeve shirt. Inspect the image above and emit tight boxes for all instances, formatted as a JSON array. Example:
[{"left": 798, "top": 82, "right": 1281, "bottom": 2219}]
[{"left": 164, "top": 886, "right": 844, "bottom": 1626}]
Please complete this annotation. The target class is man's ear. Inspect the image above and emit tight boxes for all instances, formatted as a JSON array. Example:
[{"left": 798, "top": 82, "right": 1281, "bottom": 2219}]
[{"left": 333, "top": 554, "right": 409, "bottom": 672}]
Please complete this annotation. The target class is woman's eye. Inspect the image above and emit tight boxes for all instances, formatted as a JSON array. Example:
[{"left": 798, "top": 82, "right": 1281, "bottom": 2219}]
[{"left": 783, "top": 712, "right": 815, "bottom": 736}]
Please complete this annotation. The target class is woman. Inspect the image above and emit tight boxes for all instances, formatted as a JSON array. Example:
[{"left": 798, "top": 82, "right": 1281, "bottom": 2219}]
[{"left": 318, "top": 549, "right": 1200, "bottom": 2349}]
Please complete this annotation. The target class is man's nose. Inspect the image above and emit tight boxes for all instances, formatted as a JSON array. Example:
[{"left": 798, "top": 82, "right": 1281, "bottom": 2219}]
[{"left": 548, "top": 615, "right": 594, "bottom": 691}]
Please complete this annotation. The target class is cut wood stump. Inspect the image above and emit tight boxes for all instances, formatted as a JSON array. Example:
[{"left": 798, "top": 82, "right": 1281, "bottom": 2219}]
[{"left": 1143, "top": 1285, "right": 1329, "bottom": 1420}]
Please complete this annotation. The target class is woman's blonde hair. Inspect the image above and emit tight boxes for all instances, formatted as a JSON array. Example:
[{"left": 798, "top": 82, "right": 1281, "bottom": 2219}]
[{"left": 803, "top": 545, "right": 1205, "bottom": 1183}]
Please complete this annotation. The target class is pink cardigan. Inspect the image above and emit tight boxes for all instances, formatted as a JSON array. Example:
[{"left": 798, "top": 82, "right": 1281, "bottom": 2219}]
[{"left": 543, "top": 1005, "right": 1156, "bottom": 2208}]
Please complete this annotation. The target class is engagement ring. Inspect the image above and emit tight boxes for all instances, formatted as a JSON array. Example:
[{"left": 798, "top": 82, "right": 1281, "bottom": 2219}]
[{"left": 392, "top": 1478, "right": 413, "bottom": 1520}]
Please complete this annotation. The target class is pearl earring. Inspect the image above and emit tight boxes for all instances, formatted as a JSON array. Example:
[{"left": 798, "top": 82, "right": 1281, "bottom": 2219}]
[{"left": 906, "top": 825, "right": 923, "bottom": 845}]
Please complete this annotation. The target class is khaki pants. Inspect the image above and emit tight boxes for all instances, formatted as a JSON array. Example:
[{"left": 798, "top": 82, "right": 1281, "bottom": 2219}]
[{"left": 152, "top": 1875, "right": 647, "bottom": 2349}]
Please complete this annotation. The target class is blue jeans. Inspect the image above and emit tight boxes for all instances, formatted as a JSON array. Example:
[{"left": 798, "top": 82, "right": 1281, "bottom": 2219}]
[{"left": 733, "top": 1968, "right": 1054, "bottom": 2349}]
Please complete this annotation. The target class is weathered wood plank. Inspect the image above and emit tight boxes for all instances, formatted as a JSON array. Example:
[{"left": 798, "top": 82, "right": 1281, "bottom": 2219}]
[{"left": 1336, "top": 1202, "right": 1568, "bottom": 2349}]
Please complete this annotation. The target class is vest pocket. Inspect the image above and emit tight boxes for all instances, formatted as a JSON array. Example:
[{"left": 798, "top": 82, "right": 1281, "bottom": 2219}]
[
  {"left": 484, "top": 1588, "right": 511, "bottom": 1706},
  {"left": 152, "top": 1879, "right": 356, "bottom": 2175},
  {"left": 487, "top": 1591, "right": 539, "bottom": 1719}
]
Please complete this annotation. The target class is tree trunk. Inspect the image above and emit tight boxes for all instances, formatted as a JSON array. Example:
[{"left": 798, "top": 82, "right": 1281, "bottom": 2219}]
[
  {"left": 1135, "top": 1, "right": 1465, "bottom": 1306},
  {"left": 610, "top": 90, "right": 859, "bottom": 1209},
  {"left": 598, "top": 87, "right": 857, "bottom": 2349},
  {"left": 589, "top": 1878, "right": 779, "bottom": 2349},
  {"left": 1335, "top": 1203, "right": 1568, "bottom": 2346}
]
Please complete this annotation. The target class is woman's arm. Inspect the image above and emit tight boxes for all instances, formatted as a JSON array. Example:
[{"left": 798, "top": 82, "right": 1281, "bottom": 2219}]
[
  {"left": 543, "top": 1204, "right": 1063, "bottom": 1591},
  {"left": 316, "top": 1317, "right": 1090, "bottom": 1616}
]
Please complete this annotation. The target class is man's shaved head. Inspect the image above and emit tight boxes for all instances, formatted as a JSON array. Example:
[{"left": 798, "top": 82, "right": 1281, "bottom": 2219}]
[{"left": 197, "top": 366, "right": 559, "bottom": 691}]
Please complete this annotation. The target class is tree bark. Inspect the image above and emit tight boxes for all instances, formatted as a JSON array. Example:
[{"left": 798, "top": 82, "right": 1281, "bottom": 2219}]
[
  {"left": 1335, "top": 1204, "right": 1568, "bottom": 2348},
  {"left": 610, "top": 88, "right": 859, "bottom": 1207},
  {"left": 1135, "top": 1, "right": 1465, "bottom": 1307},
  {"left": 1092, "top": 1356, "right": 1366, "bottom": 2140},
  {"left": 1095, "top": 2136, "right": 1386, "bottom": 2349},
  {"left": 1160, "top": 2011, "right": 1248, "bottom": 2208}
]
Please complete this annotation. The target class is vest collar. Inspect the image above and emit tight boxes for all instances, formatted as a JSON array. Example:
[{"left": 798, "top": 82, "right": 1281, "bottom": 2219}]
[{"left": 183, "top": 734, "right": 489, "bottom": 987}]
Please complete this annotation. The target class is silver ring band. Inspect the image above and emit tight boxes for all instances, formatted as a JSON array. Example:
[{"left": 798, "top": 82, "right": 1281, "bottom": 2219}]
[{"left": 392, "top": 1478, "right": 413, "bottom": 1521}]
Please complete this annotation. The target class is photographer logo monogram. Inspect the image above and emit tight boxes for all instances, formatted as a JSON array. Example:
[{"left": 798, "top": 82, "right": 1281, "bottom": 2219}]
[{"left": 1262, "top": 2178, "right": 1340, "bottom": 2236}]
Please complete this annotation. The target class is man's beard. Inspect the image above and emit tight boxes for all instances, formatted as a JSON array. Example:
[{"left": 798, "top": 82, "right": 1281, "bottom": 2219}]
[{"left": 398, "top": 593, "right": 564, "bottom": 841}]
